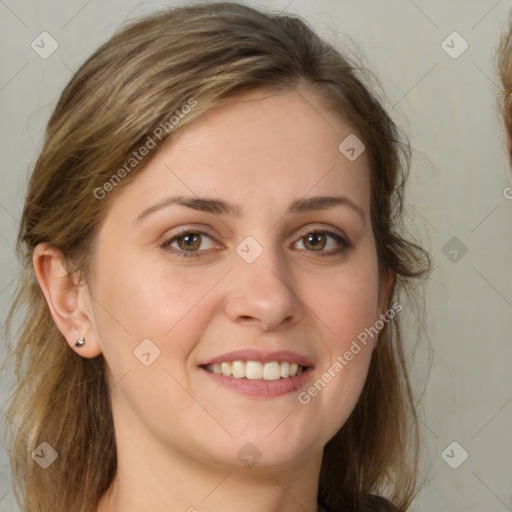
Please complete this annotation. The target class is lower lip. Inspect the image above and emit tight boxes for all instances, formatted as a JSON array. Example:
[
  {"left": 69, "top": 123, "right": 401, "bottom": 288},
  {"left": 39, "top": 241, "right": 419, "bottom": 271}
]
[{"left": 200, "top": 367, "right": 313, "bottom": 398}]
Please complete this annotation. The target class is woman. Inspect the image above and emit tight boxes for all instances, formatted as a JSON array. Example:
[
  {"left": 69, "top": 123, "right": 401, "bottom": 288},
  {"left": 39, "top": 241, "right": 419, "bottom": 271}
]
[{"left": 3, "top": 2, "right": 429, "bottom": 511}]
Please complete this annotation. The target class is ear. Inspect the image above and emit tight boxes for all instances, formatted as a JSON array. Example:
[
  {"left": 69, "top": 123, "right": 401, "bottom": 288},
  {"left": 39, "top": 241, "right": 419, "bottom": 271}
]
[
  {"left": 33, "top": 243, "right": 102, "bottom": 359},
  {"left": 378, "top": 266, "right": 396, "bottom": 314},
  {"left": 372, "top": 266, "right": 396, "bottom": 350}
]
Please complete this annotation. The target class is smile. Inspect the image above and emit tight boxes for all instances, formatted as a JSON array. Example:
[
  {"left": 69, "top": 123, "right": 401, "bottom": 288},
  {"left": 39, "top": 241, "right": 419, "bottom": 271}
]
[{"left": 203, "top": 360, "right": 305, "bottom": 380}]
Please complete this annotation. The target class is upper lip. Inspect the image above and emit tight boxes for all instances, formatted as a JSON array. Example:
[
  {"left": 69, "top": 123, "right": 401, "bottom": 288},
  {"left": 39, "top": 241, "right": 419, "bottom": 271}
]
[{"left": 199, "top": 349, "right": 314, "bottom": 368}]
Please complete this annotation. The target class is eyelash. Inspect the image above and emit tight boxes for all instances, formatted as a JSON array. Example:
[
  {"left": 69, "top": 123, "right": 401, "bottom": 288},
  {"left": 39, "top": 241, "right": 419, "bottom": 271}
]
[{"left": 160, "top": 227, "right": 352, "bottom": 259}]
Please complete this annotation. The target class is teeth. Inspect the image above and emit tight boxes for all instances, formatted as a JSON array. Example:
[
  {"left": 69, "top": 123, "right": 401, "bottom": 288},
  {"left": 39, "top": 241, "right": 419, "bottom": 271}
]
[
  {"left": 221, "top": 362, "right": 232, "bottom": 376},
  {"left": 245, "top": 361, "right": 262, "bottom": 380},
  {"left": 263, "top": 362, "right": 281, "bottom": 381},
  {"left": 280, "top": 361, "right": 290, "bottom": 378},
  {"left": 204, "top": 360, "right": 306, "bottom": 380},
  {"left": 232, "top": 360, "right": 245, "bottom": 378}
]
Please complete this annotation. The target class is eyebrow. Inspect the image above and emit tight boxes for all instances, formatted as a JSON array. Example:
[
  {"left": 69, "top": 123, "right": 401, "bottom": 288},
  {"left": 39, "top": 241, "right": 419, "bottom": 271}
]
[{"left": 135, "top": 194, "right": 366, "bottom": 224}]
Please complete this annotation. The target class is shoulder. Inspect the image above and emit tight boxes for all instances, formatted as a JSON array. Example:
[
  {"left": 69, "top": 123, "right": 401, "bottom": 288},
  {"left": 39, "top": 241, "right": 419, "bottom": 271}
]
[
  {"left": 361, "top": 494, "right": 398, "bottom": 512},
  {"left": 322, "top": 494, "right": 398, "bottom": 512}
]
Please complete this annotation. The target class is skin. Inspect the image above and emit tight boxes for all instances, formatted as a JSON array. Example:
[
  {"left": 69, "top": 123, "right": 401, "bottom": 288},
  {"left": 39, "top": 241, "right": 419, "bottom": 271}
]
[{"left": 34, "top": 85, "right": 393, "bottom": 512}]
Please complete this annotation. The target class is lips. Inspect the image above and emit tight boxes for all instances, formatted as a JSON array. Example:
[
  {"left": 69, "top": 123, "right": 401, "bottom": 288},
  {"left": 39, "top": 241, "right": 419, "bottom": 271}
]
[{"left": 198, "top": 349, "right": 314, "bottom": 397}]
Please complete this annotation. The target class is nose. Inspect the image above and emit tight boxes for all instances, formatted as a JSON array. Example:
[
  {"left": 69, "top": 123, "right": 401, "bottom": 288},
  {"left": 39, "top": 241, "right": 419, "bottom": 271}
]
[{"left": 223, "top": 246, "right": 305, "bottom": 332}]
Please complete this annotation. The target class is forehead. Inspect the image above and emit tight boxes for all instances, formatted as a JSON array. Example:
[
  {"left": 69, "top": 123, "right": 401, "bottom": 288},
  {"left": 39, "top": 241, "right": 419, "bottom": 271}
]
[{"left": 110, "top": 87, "right": 372, "bottom": 219}]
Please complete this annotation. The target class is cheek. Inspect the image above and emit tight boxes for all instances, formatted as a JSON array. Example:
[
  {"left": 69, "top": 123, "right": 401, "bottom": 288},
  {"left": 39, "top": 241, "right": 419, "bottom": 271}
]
[
  {"left": 88, "top": 255, "right": 222, "bottom": 430},
  {"left": 89, "top": 248, "right": 225, "bottom": 370},
  {"left": 310, "top": 252, "right": 381, "bottom": 347},
  {"left": 298, "top": 250, "right": 380, "bottom": 426}
]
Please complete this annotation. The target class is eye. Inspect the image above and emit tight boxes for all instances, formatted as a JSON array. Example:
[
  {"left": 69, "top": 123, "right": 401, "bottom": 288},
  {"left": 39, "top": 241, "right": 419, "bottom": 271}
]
[
  {"left": 293, "top": 228, "right": 351, "bottom": 255},
  {"left": 160, "top": 230, "right": 218, "bottom": 258},
  {"left": 160, "top": 227, "right": 351, "bottom": 259}
]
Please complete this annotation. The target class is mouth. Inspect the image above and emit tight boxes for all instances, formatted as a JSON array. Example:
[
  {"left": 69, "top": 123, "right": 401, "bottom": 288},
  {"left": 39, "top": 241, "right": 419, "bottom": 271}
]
[
  {"left": 201, "top": 360, "right": 308, "bottom": 380},
  {"left": 198, "top": 350, "right": 314, "bottom": 398}
]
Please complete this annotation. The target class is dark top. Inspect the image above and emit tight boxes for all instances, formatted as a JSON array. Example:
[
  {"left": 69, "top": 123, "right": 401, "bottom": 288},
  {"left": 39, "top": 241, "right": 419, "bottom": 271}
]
[{"left": 322, "top": 494, "right": 397, "bottom": 512}]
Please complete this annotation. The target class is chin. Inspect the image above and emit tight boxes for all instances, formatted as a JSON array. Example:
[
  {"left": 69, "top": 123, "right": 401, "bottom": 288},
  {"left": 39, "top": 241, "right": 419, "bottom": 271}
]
[{"left": 204, "top": 426, "right": 321, "bottom": 471}]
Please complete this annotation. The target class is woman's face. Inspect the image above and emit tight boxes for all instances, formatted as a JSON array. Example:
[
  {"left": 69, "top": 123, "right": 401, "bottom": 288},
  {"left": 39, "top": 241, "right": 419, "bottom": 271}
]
[{"left": 87, "top": 87, "right": 391, "bottom": 470}]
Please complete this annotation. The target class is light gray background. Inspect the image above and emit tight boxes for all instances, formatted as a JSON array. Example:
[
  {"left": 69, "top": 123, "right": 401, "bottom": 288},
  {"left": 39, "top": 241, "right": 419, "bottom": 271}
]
[{"left": 1, "top": 1, "right": 511, "bottom": 511}]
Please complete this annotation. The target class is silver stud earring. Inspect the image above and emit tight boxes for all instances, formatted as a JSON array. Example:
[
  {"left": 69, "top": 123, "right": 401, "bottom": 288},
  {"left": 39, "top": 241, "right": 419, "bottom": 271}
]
[{"left": 75, "top": 337, "right": 85, "bottom": 348}]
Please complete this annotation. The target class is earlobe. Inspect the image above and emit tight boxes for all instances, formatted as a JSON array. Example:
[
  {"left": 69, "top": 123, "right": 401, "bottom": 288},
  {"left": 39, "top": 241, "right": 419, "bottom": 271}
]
[{"left": 32, "top": 243, "right": 102, "bottom": 358}]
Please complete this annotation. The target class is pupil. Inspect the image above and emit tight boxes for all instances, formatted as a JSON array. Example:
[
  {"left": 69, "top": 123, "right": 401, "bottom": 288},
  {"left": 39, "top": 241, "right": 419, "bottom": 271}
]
[
  {"left": 182, "top": 234, "right": 199, "bottom": 249},
  {"left": 307, "top": 233, "right": 325, "bottom": 250}
]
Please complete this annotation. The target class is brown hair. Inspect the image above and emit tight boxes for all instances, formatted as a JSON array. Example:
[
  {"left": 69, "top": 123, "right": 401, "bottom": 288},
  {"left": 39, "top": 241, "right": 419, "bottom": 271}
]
[
  {"left": 498, "top": 11, "right": 512, "bottom": 159},
  {"left": 3, "top": 3, "right": 430, "bottom": 511}
]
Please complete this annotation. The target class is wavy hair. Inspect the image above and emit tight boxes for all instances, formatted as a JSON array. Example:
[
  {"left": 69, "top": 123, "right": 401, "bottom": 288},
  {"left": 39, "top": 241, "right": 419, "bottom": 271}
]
[{"left": 3, "top": 3, "right": 430, "bottom": 511}]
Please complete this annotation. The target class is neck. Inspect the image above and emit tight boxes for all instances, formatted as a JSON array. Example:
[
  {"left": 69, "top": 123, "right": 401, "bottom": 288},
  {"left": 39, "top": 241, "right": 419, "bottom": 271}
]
[{"left": 97, "top": 416, "right": 324, "bottom": 512}]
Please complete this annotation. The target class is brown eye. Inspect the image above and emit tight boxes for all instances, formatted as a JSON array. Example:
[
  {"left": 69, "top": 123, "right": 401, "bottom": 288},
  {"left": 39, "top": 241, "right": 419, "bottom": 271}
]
[
  {"left": 176, "top": 233, "right": 202, "bottom": 251},
  {"left": 303, "top": 232, "right": 327, "bottom": 251},
  {"left": 161, "top": 230, "right": 217, "bottom": 258},
  {"left": 293, "top": 229, "right": 351, "bottom": 255}
]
